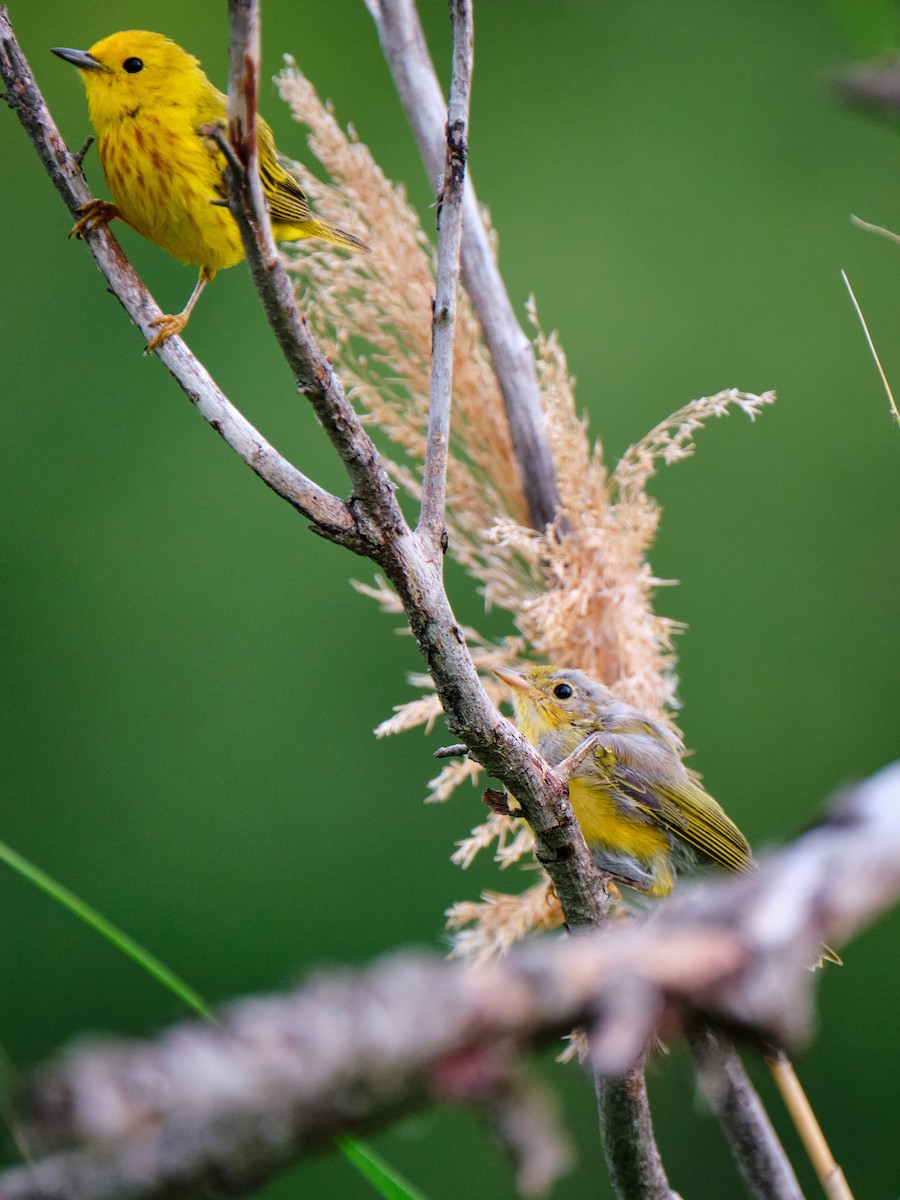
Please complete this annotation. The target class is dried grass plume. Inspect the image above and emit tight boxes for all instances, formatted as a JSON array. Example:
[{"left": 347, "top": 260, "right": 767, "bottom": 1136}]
[{"left": 275, "top": 63, "right": 775, "bottom": 959}]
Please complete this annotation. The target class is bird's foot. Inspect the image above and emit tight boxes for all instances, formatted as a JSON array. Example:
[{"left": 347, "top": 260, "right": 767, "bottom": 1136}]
[
  {"left": 145, "top": 312, "right": 189, "bottom": 353},
  {"left": 69, "top": 199, "right": 120, "bottom": 239}
]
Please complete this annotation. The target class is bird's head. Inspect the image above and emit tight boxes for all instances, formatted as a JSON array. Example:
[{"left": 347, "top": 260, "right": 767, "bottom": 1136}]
[
  {"left": 52, "top": 31, "right": 207, "bottom": 130},
  {"left": 493, "top": 665, "right": 613, "bottom": 741}
]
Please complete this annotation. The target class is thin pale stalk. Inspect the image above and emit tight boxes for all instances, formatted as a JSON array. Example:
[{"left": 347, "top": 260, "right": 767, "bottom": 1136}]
[
  {"left": 766, "top": 1054, "right": 852, "bottom": 1200},
  {"left": 417, "top": 0, "right": 472, "bottom": 541}
]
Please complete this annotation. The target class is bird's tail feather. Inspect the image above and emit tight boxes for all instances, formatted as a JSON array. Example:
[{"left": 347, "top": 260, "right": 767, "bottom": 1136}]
[{"left": 295, "top": 219, "right": 369, "bottom": 253}]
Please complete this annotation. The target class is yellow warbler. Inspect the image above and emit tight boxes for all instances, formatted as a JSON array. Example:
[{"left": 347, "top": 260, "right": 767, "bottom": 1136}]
[
  {"left": 494, "top": 664, "right": 754, "bottom": 897},
  {"left": 53, "top": 31, "right": 367, "bottom": 350},
  {"left": 496, "top": 663, "right": 845, "bottom": 1186}
]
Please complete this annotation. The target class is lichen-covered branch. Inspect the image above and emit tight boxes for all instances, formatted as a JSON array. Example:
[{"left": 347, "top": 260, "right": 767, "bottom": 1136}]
[{"left": 2, "top": 762, "right": 899, "bottom": 1200}]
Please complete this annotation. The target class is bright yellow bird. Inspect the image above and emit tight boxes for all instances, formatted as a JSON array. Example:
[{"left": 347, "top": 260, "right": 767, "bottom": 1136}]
[
  {"left": 494, "top": 664, "right": 754, "bottom": 898},
  {"left": 53, "top": 31, "right": 367, "bottom": 350}
]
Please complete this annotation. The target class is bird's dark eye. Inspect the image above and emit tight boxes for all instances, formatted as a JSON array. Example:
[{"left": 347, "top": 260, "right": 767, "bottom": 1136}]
[
  {"left": 122, "top": 57, "right": 144, "bottom": 74},
  {"left": 553, "top": 683, "right": 573, "bottom": 700}
]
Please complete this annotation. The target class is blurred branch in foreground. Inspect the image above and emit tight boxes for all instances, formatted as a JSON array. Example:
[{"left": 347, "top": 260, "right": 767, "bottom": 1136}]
[
  {"left": 1, "top": 763, "right": 898, "bottom": 1200},
  {"left": 832, "top": 54, "right": 900, "bottom": 112}
]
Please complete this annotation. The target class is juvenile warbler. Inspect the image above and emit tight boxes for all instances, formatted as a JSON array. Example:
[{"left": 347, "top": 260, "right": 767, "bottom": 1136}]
[
  {"left": 496, "top": 664, "right": 845, "bottom": 1185},
  {"left": 53, "top": 31, "right": 367, "bottom": 350},
  {"left": 494, "top": 664, "right": 752, "bottom": 897}
]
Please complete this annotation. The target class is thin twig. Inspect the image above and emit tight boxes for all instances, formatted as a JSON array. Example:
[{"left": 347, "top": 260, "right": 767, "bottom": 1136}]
[
  {"left": 365, "top": 0, "right": 561, "bottom": 531},
  {"left": 433, "top": 742, "right": 469, "bottom": 758},
  {"left": 223, "top": 0, "right": 400, "bottom": 522},
  {"left": 417, "top": 0, "right": 473, "bottom": 541},
  {"left": 850, "top": 213, "right": 900, "bottom": 246},
  {"left": 595, "top": 1062, "right": 679, "bottom": 1200},
  {"left": 689, "top": 1028, "right": 804, "bottom": 1200},
  {"left": 554, "top": 732, "right": 602, "bottom": 785},
  {"left": 73, "top": 133, "right": 92, "bottom": 166}
]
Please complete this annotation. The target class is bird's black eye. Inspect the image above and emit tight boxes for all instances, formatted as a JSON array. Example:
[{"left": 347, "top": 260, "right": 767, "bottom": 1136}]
[
  {"left": 553, "top": 683, "right": 573, "bottom": 700},
  {"left": 122, "top": 57, "right": 144, "bottom": 74}
]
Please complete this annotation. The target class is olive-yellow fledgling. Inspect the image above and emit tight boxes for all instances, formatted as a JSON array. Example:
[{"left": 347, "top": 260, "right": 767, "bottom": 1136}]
[
  {"left": 494, "top": 664, "right": 753, "bottom": 897},
  {"left": 53, "top": 31, "right": 367, "bottom": 350},
  {"left": 496, "top": 664, "right": 846, "bottom": 1189}
]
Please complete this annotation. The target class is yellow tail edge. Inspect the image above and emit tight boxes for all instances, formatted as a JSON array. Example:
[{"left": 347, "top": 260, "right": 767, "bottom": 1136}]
[{"left": 281, "top": 219, "right": 370, "bottom": 253}]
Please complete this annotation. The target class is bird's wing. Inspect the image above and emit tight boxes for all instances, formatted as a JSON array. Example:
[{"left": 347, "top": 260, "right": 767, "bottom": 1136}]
[
  {"left": 597, "top": 732, "right": 753, "bottom": 873},
  {"left": 257, "top": 120, "right": 315, "bottom": 227}
]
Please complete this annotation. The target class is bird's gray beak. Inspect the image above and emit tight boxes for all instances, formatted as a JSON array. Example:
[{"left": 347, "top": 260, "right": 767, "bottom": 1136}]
[
  {"left": 51, "top": 47, "right": 105, "bottom": 71},
  {"left": 493, "top": 666, "right": 530, "bottom": 694}
]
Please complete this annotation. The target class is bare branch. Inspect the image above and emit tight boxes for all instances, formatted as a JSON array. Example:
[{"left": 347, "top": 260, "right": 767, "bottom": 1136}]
[
  {"left": 417, "top": 0, "right": 473, "bottom": 541},
  {"left": 689, "top": 1029, "right": 804, "bottom": 1200},
  {"left": 433, "top": 742, "right": 470, "bottom": 758},
  {"left": 365, "top": 0, "right": 561, "bottom": 531},
  {"left": 595, "top": 1063, "right": 679, "bottom": 1200},
  {"left": 831, "top": 57, "right": 900, "bottom": 113},
  {"left": 4, "top": 761, "right": 899, "bottom": 1200},
  {"left": 215, "top": 2, "right": 608, "bottom": 933},
  {"left": 0, "top": 8, "right": 355, "bottom": 544}
]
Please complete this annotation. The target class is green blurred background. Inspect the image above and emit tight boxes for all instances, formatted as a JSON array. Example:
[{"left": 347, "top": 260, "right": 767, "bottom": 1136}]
[{"left": 2, "top": 0, "right": 899, "bottom": 1196}]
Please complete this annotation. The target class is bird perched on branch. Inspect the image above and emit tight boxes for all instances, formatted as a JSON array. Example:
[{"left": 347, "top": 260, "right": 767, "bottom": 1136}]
[
  {"left": 53, "top": 30, "right": 367, "bottom": 351},
  {"left": 495, "top": 663, "right": 842, "bottom": 966},
  {"left": 495, "top": 664, "right": 754, "bottom": 896}
]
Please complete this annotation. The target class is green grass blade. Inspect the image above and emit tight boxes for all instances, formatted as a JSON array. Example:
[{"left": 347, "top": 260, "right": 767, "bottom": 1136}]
[
  {"left": 0, "top": 837, "right": 213, "bottom": 1021},
  {"left": 0, "top": 839, "right": 424, "bottom": 1198},
  {"left": 336, "top": 1137, "right": 431, "bottom": 1200}
]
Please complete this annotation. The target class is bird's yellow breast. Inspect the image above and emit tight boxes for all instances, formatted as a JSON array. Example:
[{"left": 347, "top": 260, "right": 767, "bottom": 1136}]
[
  {"left": 98, "top": 111, "right": 244, "bottom": 272},
  {"left": 567, "top": 777, "right": 670, "bottom": 862}
]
